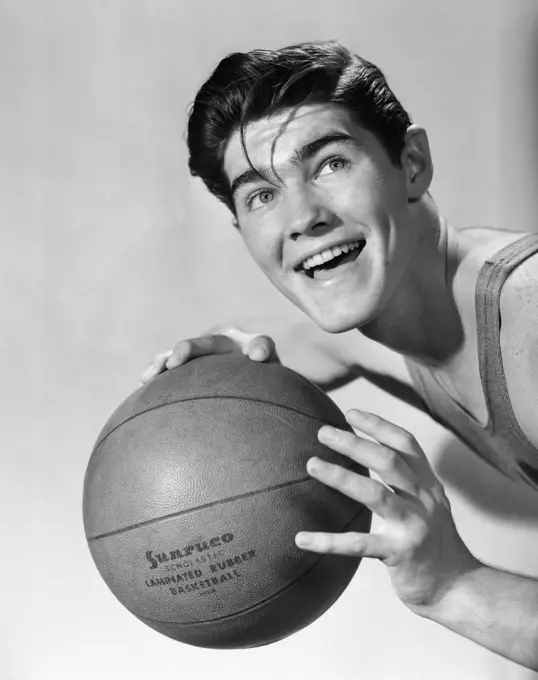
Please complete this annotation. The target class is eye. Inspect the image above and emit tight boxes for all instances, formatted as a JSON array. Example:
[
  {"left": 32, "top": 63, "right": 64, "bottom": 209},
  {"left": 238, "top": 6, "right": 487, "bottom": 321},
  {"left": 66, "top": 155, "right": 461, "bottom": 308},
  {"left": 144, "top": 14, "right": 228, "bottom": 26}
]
[
  {"left": 246, "top": 188, "right": 275, "bottom": 210},
  {"left": 317, "top": 156, "right": 350, "bottom": 177}
]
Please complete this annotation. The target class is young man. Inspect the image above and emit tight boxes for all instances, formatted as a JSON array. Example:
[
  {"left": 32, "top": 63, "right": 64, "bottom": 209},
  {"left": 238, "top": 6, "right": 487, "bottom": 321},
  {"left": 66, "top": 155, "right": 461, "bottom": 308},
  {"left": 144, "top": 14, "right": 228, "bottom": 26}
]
[{"left": 142, "top": 42, "right": 538, "bottom": 669}]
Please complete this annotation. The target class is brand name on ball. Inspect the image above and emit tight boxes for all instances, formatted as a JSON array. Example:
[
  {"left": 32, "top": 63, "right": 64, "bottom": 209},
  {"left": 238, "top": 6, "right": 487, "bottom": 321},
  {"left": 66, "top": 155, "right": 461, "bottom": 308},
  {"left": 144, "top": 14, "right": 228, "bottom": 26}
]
[{"left": 145, "top": 533, "right": 234, "bottom": 570}]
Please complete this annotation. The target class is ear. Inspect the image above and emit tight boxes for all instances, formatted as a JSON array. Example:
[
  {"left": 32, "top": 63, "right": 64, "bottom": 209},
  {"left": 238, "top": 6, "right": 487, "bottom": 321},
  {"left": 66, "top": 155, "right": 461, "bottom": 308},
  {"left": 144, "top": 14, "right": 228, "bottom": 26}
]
[
  {"left": 231, "top": 216, "right": 240, "bottom": 230},
  {"left": 401, "top": 125, "right": 434, "bottom": 201}
]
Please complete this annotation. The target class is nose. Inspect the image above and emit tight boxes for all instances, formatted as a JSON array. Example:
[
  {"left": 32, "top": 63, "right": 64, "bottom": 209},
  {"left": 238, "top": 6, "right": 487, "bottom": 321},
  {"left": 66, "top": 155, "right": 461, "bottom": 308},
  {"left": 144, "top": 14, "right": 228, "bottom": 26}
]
[{"left": 286, "top": 187, "right": 335, "bottom": 241}]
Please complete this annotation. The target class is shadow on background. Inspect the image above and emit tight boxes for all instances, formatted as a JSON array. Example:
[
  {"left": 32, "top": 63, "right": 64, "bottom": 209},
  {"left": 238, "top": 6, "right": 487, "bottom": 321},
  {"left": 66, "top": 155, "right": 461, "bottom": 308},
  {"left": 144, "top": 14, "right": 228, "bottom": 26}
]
[{"left": 435, "top": 437, "right": 538, "bottom": 522}]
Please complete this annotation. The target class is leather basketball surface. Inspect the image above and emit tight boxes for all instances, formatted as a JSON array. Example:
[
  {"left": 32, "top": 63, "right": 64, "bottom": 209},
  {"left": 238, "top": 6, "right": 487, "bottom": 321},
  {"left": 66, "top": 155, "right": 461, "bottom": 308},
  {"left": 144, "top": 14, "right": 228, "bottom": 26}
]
[{"left": 83, "top": 355, "right": 372, "bottom": 648}]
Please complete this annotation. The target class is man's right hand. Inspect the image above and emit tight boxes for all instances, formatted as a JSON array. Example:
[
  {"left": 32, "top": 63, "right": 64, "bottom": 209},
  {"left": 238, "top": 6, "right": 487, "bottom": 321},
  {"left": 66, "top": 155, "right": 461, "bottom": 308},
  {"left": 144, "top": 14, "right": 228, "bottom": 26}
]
[{"left": 140, "top": 326, "right": 278, "bottom": 384}]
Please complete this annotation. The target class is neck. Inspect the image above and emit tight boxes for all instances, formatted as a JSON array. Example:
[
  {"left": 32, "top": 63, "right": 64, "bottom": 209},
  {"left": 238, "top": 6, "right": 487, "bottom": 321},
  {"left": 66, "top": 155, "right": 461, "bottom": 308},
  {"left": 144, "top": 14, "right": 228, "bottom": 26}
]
[{"left": 359, "top": 199, "right": 465, "bottom": 368}]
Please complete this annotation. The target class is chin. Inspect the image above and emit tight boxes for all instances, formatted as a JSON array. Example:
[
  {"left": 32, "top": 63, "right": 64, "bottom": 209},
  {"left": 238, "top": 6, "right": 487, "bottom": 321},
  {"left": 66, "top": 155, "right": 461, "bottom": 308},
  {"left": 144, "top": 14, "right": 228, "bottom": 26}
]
[
  {"left": 307, "top": 294, "right": 386, "bottom": 333},
  {"left": 306, "top": 309, "right": 363, "bottom": 335}
]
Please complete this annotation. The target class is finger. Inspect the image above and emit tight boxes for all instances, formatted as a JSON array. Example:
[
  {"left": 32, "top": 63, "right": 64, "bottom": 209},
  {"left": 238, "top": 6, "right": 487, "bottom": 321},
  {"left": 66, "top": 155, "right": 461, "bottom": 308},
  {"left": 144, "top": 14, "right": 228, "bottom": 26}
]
[
  {"left": 295, "top": 531, "right": 392, "bottom": 561},
  {"left": 220, "top": 327, "right": 275, "bottom": 362},
  {"left": 245, "top": 334, "right": 276, "bottom": 362},
  {"left": 141, "top": 350, "right": 173, "bottom": 383},
  {"left": 345, "top": 409, "right": 436, "bottom": 481},
  {"left": 306, "top": 457, "right": 404, "bottom": 519},
  {"left": 345, "top": 409, "right": 419, "bottom": 454},
  {"left": 318, "top": 426, "right": 419, "bottom": 496},
  {"left": 165, "top": 334, "right": 238, "bottom": 369}
]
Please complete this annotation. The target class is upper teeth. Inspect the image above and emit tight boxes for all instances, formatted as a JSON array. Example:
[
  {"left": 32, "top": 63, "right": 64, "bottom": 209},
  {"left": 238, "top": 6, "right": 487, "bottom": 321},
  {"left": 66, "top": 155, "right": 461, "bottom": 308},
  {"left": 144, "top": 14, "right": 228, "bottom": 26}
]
[{"left": 301, "top": 241, "right": 362, "bottom": 270}]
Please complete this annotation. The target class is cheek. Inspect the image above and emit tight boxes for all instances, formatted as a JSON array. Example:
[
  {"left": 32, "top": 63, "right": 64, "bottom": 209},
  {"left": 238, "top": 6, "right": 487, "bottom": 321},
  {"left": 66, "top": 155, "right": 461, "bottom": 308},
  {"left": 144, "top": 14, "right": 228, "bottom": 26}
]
[
  {"left": 360, "top": 174, "right": 408, "bottom": 244},
  {"left": 328, "top": 164, "right": 389, "bottom": 216},
  {"left": 241, "top": 227, "right": 282, "bottom": 274}
]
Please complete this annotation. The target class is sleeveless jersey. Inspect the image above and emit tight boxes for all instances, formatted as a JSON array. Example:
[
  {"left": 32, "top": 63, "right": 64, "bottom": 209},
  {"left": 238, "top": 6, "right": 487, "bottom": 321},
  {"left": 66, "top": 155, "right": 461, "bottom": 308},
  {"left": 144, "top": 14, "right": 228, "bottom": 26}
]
[{"left": 405, "top": 234, "right": 538, "bottom": 490}]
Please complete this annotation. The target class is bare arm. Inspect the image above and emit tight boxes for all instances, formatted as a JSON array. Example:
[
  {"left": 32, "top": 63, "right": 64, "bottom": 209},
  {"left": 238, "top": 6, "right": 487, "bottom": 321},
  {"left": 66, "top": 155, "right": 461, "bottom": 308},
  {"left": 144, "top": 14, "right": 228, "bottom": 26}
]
[
  {"left": 296, "top": 410, "right": 538, "bottom": 671},
  {"left": 230, "top": 314, "right": 427, "bottom": 411},
  {"left": 142, "top": 314, "right": 428, "bottom": 413},
  {"left": 420, "top": 563, "right": 538, "bottom": 670}
]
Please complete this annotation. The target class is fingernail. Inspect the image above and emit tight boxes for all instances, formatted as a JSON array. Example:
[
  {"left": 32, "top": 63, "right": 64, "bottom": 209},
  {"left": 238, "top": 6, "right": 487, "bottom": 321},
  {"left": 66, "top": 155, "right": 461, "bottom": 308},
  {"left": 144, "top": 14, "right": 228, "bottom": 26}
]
[
  {"left": 306, "top": 457, "right": 322, "bottom": 474},
  {"left": 318, "top": 425, "right": 338, "bottom": 441},
  {"left": 249, "top": 346, "right": 266, "bottom": 361},
  {"left": 295, "top": 533, "right": 312, "bottom": 548}
]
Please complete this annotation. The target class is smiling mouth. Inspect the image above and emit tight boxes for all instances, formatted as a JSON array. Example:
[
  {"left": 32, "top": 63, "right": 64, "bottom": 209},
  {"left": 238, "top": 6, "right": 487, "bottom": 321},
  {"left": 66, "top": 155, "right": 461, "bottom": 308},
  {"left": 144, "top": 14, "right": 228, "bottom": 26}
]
[{"left": 300, "top": 240, "right": 366, "bottom": 279}]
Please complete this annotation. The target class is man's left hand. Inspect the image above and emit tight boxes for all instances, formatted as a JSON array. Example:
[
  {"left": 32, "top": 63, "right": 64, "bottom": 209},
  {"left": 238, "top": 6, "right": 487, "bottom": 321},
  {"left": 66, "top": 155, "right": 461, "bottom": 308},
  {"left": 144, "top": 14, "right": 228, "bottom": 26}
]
[{"left": 295, "top": 409, "right": 480, "bottom": 614}]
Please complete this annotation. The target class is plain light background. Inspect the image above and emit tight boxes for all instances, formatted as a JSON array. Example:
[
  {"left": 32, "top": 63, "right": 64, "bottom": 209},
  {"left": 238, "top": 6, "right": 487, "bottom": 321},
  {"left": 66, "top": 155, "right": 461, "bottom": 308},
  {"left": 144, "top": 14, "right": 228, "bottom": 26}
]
[{"left": 3, "top": 0, "right": 538, "bottom": 678}]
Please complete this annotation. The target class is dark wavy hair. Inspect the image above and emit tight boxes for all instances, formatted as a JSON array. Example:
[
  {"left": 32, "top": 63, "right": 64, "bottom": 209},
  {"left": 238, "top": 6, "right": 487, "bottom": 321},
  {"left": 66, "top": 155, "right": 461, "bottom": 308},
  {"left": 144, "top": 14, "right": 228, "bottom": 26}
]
[{"left": 187, "top": 41, "right": 412, "bottom": 213}]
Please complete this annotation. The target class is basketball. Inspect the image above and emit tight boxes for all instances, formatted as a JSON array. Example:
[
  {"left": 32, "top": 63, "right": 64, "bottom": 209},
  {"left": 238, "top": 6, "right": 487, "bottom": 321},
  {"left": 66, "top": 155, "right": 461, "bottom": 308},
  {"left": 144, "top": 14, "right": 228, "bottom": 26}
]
[{"left": 83, "top": 354, "right": 372, "bottom": 649}]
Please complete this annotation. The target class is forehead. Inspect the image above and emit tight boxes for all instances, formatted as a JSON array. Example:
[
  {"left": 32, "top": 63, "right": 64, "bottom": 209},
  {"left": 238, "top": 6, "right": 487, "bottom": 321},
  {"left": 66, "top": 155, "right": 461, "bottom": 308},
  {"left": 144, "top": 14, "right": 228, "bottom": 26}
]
[{"left": 223, "top": 104, "right": 362, "bottom": 181}]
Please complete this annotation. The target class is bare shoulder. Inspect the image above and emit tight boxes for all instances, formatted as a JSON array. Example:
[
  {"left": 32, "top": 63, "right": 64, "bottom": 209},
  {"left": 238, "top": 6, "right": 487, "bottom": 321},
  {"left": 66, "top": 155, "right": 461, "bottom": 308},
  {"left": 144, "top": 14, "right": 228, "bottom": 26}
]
[{"left": 498, "top": 245, "right": 538, "bottom": 447}]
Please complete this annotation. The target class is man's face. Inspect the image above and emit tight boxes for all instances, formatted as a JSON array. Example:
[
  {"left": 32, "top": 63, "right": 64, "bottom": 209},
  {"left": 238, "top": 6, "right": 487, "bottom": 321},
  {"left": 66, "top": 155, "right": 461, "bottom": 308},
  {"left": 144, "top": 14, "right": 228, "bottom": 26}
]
[{"left": 223, "top": 103, "right": 420, "bottom": 333}]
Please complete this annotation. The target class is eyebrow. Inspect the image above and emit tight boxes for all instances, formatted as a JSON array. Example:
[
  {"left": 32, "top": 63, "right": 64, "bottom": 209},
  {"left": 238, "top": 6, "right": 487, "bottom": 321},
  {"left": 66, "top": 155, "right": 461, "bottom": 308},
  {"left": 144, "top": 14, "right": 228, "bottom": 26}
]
[{"left": 229, "top": 132, "right": 355, "bottom": 198}]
